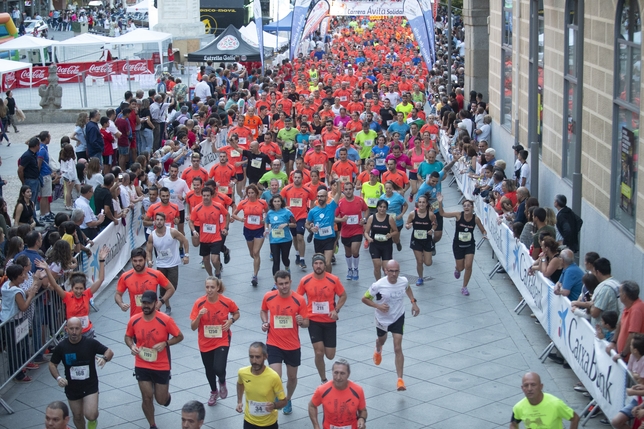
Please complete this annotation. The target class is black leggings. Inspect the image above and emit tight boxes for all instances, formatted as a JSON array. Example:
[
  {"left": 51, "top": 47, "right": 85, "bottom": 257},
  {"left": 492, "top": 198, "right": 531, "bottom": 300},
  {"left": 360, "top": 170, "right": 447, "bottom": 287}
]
[
  {"left": 200, "top": 346, "right": 230, "bottom": 391},
  {"left": 270, "top": 241, "right": 292, "bottom": 274}
]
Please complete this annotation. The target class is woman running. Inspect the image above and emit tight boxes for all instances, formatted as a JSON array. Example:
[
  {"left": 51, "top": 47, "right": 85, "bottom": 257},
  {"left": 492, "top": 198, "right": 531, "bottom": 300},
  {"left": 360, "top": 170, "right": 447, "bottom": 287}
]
[
  {"left": 407, "top": 141, "right": 425, "bottom": 202},
  {"left": 380, "top": 181, "right": 408, "bottom": 252},
  {"left": 405, "top": 195, "right": 437, "bottom": 286},
  {"left": 190, "top": 277, "right": 240, "bottom": 406},
  {"left": 232, "top": 184, "right": 269, "bottom": 286},
  {"left": 437, "top": 194, "right": 487, "bottom": 296},
  {"left": 265, "top": 194, "right": 296, "bottom": 274},
  {"left": 364, "top": 199, "right": 398, "bottom": 280}
]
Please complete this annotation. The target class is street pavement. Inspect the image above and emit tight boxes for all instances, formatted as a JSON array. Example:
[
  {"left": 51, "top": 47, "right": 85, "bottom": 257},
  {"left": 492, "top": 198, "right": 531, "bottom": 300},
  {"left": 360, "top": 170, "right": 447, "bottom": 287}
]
[{"left": 0, "top": 144, "right": 606, "bottom": 428}]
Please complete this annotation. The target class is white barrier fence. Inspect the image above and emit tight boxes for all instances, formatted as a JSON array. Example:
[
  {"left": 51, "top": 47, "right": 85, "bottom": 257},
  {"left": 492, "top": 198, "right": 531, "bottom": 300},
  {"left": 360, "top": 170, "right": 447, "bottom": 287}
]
[{"left": 438, "top": 133, "right": 629, "bottom": 419}]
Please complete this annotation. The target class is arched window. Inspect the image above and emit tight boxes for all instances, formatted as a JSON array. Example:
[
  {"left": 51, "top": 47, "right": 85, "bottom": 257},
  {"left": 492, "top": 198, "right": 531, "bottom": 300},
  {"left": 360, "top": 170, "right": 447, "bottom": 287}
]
[
  {"left": 612, "top": 0, "right": 641, "bottom": 234},
  {"left": 501, "top": 0, "right": 513, "bottom": 128},
  {"left": 563, "top": 0, "right": 583, "bottom": 179}
]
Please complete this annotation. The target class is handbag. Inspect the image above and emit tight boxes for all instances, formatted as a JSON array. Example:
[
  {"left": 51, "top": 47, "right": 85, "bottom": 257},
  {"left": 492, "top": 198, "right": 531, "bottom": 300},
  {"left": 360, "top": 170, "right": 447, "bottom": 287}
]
[{"left": 15, "top": 108, "right": 25, "bottom": 122}]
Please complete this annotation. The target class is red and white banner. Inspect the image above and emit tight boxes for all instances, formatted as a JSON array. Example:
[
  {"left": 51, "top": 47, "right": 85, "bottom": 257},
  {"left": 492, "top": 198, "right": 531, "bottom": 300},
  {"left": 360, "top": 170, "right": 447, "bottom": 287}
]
[{"left": 1, "top": 59, "right": 154, "bottom": 91}]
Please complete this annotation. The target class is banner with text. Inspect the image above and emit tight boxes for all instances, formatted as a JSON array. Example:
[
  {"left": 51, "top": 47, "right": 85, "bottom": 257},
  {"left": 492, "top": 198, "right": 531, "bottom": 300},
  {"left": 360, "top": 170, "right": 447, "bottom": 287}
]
[
  {"left": 403, "top": 0, "right": 434, "bottom": 74},
  {"left": 290, "top": 0, "right": 314, "bottom": 61},
  {"left": 328, "top": 0, "right": 404, "bottom": 16}
]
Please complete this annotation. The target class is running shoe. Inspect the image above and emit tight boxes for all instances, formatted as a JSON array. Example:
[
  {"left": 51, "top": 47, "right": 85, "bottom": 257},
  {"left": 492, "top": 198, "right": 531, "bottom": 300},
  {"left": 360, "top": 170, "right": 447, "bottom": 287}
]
[
  {"left": 454, "top": 269, "right": 461, "bottom": 279},
  {"left": 251, "top": 276, "right": 258, "bottom": 287},
  {"left": 14, "top": 375, "right": 32, "bottom": 383},
  {"left": 353, "top": 269, "right": 359, "bottom": 281},
  {"left": 286, "top": 267, "right": 291, "bottom": 274},
  {"left": 396, "top": 242, "right": 402, "bottom": 251},
  {"left": 461, "top": 287, "right": 470, "bottom": 296},
  {"left": 25, "top": 362, "right": 39, "bottom": 370},
  {"left": 334, "top": 245, "right": 339, "bottom": 254},
  {"left": 416, "top": 278, "right": 424, "bottom": 286},
  {"left": 200, "top": 261, "right": 205, "bottom": 269},
  {"left": 208, "top": 391, "right": 218, "bottom": 406},
  {"left": 295, "top": 255, "right": 301, "bottom": 266},
  {"left": 408, "top": 194, "right": 413, "bottom": 203},
  {"left": 224, "top": 250, "right": 231, "bottom": 264},
  {"left": 219, "top": 382, "right": 228, "bottom": 399},
  {"left": 283, "top": 400, "right": 292, "bottom": 415},
  {"left": 331, "top": 256, "right": 336, "bottom": 265},
  {"left": 397, "top": 378, "right": 406, "bottom": 391},
  {"left": 299, "top": 261, "right": 307, "bottom": 270},
  {"left": 346, "top": 269, "right": 353, "bottom": 281},
  {"left": 164, "top": 306, "right": 172, "bottom": 316},
  {"left": 373, "top": 347, "right": 382, "bottom": 366}
]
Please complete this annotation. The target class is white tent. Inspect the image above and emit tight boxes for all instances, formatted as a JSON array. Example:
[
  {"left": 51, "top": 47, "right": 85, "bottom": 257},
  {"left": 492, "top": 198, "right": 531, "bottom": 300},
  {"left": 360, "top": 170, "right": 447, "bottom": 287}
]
[
  {"left": 0, "top": 36, "right": 57, "bottom": 66},
  {"left": 127, "top": 0, "right": 150, "bottom": 13},
  {"left": 240, "top": 22, "right": 289, "bottom": 50},
  {"left": 112, "top": 28, "right": 172, "bottom": 66},
  {"left": 0, "top": 59, "right": 32, "bottom": 103},
  {"left": 54, "top": 33, "right": 114, "bottom": 62}
]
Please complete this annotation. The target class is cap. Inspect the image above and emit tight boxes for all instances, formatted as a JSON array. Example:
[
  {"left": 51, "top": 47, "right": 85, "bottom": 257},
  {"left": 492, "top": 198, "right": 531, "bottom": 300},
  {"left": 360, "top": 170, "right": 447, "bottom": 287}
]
[
  {"left": 485, "top": 148, "right": 496, "bottom": 156},
  {"left": 140, "top": 290, "right": 157, "bottom": 303},
  {"left": 370, "top": 168, "right": 380, "bottom": 175},
  {"left": 313, "top": 140, "right": 322, "bottom": 147},
  {"left": 512, "top": 144, "right": 524, "bottom": 151},
  {"left": 311, "top": 254, "right": 327, "bottom": 264}
]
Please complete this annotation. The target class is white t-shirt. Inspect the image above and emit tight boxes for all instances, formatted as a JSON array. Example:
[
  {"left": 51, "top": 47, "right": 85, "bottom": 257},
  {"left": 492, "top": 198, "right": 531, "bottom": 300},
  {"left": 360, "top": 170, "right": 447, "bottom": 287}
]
[
  {"left": 520, "top": 162, "right": 531, "bottom": 191},
  {"left": 366, "top": 276, "right": 409, "bottom": 328},
  {"left": 159, "top": 177, "right": 190, "bottom": 211}
]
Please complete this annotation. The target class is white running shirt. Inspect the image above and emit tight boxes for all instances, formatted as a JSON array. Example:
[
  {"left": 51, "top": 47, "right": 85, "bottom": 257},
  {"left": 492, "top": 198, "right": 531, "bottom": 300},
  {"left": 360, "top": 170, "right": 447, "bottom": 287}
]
[{"left": 365, "top": 276, "right": 409, "bottom": 328}]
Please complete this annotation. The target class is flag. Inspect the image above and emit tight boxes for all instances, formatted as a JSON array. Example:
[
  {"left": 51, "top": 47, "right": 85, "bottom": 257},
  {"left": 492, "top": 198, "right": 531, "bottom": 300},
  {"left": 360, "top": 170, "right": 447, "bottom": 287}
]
[
  {"left": 300, "top": 0, "right": 330, "bottom": 46},
  {"left": 253, "top": 0, "right": 265, "bottom": 68},
  {"left": 418, "top": 0, "right": 436, "bottom": 64},
  {"left": 290, "top": 0, "right": 314, "bottom": 61},
  {"left": 403, "top": 0, "right": 434, "bottom": 70},
  {"left": 319, "top": 16, "right": 330, "bottom": 40}
]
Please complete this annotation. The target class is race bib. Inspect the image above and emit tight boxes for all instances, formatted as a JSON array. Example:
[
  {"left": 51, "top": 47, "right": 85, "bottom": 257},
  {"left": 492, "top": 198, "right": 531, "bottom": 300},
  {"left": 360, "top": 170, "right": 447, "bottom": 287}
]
[
  {"left": 387, "top": 120, "right": 393, "bottom": 126},
  {"left": 367, "top": 198, "right": 379, "bottom": 206},
  {"left": 78, "top": 315, "right": 90, "bottom": 329},
  {"left": 139, "top": 347, "right": 158, "bottom": 362},
  {"left": 274, "top": 315, "right": 293, "bottom": 329},
  {"left": 430, "top": 201, "right": 439, "bottom": 212},
  {"left": 312, "top": 301, "right": 330, "bottom": 314},
  {"left": 340, "top": 96, "right": 348, "bottom": 102},
  {"left": 374, "top": 233, "right": 388, "bottom": 242},
  {"left": 298, "top": 142, "right": 306, "bottom": 151},
  {"left": 203, "top": 224, "right": 217, "bottom": 234},
  {"left": 135, "top": 294, "right": 143, "bottom": 307},
  {"left": 313, "top": 164, "right": 325, "bottom": 172},
  {"left": 376, "top": 158, "right": 386, "bottom": 166},
  {"left": 340, "top": 175, "right": 350, "bottom": 183},
  {"left": 364, "top": 140, "right": 373, "bottom": 147},
  {"left": 458, "top": 232, "right": 472, "bottom": 242},
  {"left": 319, "top": 226, "right": 333, "bottom": 236},
  {"left": 284, "top": 141, "right": 294, "bottom": 150},
  {"left": 248, "top": 215, "right": 261, "bottom": 225},
  {"left": 249, "top": 400, "right": 271, "bottom": 416},
  {"left": 251, "top": 159, "right": 262, "bottom": 168},
  {"left": 158, "top": 249, "right": 171, "bottom": 259},
  {"left": 251, "top": 129, "right": 256, "bottom": 135},
  {"left": 290, "top": 198, "right": 303, "bottom": 208},
  {"left": 331, "top": 425, "right": 352, "bottom": 429},
  {"left": 204, "top": 325, "right": 223, "bottom": 338},
  {"left": 413, "top": 229, "right": 428, "bottom": 240},
  {"left": 272, "top": 229, "right": 285, "bottom": 238},
  {"left": 326, "top": 139, "right": 336, "bottom": 147},
  {"left": 347, "top": 215, "right": 359, "bottom": 225},
  {"left": 218, "top": 186, "right": 229, "bottom": 194},
  {"left": 70, "top": 365, "right": 90, "bottom": 380}
]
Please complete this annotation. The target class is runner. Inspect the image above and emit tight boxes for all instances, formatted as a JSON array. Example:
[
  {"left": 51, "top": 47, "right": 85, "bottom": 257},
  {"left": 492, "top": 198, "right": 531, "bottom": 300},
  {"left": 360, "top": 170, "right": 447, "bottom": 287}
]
[
  {"left": 405, "top": 195, "right": 437, "bottom": 286},
  {"left": 49, "top": 317, "right": 114, "bottom": 429},
  {"left": 382, "top": 158, "right": 410, "bottom": 196},
  {"left": 236, "top": 342, "right": 288, "bottom": 428},
  {"left": 296, "top": 255, "right": 347, "bottom": 383},
  {"left": 361, "top": 169, "right": 385, "bottom": 216},
  {"left": 259, "top": 160, "right": 289, "bottom": 190},
  {"left": 146, "top": 212, "right": 190, "bottom": 315},
  {"left": 38, "top": 246, "right": 109, "bottom": 338},
  {"left": 185, "top": 177, "right": 204, "bottom": 224},
  {"left": 264, "top": 194, "right": 296, "bottom": 274},
  {"left": 380, "top": 181, "right": 408, "bottom": 252},
  {"left": 335, "top": 182, "right": 369, "bottom": 281},
  {"left": 309, "top": 359, "right": 367, "bottom": 429},
  {"left": 306, "top": 181, "right": 342, "bottom": 272},
  {"left": 371, "top": 135, "right": 390, "bottom": 175},
  {"left": 233, "top": 184, "right": 269, "bottom": 286},
  {"left": 114, "top": 248, "right": 175, "bottom": 317},
  {"left": 322, "top": 119, "right": 342, "bottom": 173},
  {"left": 289, "top": 157, "right": 311, "bottom": 184},
  {"left": 180, "top": 153, "right": 209, "bottom": 188},
  {"left": 407, "top": 140, "right": 425, "bottom": 202},
  {"left": 243, "top": 141, "right": 272, "bottom": 185},
  {"left": 276, "top": 117, "right": 298, "bottom": 174},
  {"left": 125, "top": 290, "right": 184, "bottom": 429},
  {"left": 44, "top": 401, "right": 71, "bottom": 429},
  {"left": 209, "top": 152, "right": 236, "bottom": 201},
  {"left": 158, "top": 163, "right": 190, "bottom": 249},
  {"left": 281, "top": 170, "right": 313, "bottom": 270},
  {"left": 355, "top": 121, "right": 378, "bottom": 170},
  {"left": 437, "top": 194, "right": 487, "bottom": 296},
  {"left": 189, "top": 186, "right": 229, "bottom": 278},
  {"left": 260, "top": 270, "right": 309, "bottom": 415},
  {"left": 361, "top": 260, "right": 419, "bottom": 391},
  {"left": 144, "top": 187, "right": 180, "bottom": 230},
  {"left": 331, "top": 147, "right": 359, "bottom": 190},
  {"left": 304, "top": 140, "right": 329, "bottom": 182},
  {"left": 364, "top": 199, "right": 398, "bottom": 280},
  {"left": 181, "top": 401, "right": 206, "bottom": 429},
  {"left": 355, "top": 159, "right": 375, "bottom": 190},
  {"left": 216, "top": 134, "right": 247, "bottom": 199},
  {"left": 190, "top": 277, "right": 240, "bottom": 406}
]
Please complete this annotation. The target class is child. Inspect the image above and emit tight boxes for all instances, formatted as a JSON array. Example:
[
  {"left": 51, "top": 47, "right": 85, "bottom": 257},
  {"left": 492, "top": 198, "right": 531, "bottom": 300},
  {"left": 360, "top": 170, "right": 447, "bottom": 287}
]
[
  {"left": 595, "top": 310, "right": 618, "bottom": 341},
  {"left": 612, "top": 334, "right": 644, "bottom": 428},
  {"left": 60, "top": 221, "right": 79, "bottom": 253}
]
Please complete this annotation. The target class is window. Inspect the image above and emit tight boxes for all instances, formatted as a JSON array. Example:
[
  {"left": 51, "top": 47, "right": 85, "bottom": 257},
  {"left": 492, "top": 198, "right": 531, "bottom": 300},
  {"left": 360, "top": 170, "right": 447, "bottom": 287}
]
[
  {"left": 612, "top": 0, "right": 641, "bottom": 234},
  {"left": 501, "top": 0, "right": 513, "bottom": 128},
  {"left": 563, "top": 0, "right": 583, "bottom": 179}
]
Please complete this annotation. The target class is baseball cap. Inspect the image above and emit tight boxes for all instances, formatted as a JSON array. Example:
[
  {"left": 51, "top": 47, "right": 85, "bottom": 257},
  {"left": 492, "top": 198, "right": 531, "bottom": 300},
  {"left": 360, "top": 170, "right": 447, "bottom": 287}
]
[
  {"left": 370, "top": 168, "right": 380, "bottom": 175},
  {"left": 140, "top": 290, "right": 157, "bottom": 303},
  {"left": 313, "top": 140, "right": 322, "bottom": 147}
]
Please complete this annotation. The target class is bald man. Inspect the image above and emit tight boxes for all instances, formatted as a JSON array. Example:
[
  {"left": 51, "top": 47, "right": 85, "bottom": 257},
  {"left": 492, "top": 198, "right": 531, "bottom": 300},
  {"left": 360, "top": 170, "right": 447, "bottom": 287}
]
[
  {"left": 361, "top": 260, "right": 419, "bottom": 391},
  {"left": 510, "top": 372, "right": 579, "bottom": 429}
]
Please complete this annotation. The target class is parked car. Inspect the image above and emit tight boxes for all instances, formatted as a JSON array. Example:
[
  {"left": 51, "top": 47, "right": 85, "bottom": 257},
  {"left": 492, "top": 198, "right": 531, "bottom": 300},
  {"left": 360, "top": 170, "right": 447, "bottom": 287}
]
[{"left": 23, "top": 19, "right": 48, "bottom": 36}]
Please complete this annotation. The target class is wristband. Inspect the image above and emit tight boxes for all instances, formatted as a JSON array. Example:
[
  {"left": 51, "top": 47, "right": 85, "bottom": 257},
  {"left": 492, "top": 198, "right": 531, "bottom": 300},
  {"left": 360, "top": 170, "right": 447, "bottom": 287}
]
[
  {"left": 165, "top": 341, "right": 169, "bottom": 348},
  {"left": 184, "top": 254, "right": 189, "bottom": 257},
  {"left": 56, "top": 376, "right": 63, "bottom": 381},
  {"left": 99, "top": 259, "right": 106, "bottom": 262}
]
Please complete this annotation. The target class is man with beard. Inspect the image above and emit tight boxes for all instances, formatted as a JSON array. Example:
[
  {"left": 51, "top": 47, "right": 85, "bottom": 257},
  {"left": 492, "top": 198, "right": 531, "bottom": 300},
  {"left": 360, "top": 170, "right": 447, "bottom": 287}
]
[{"left": 125, "top": 290, "right": 184, "bottom": 429}]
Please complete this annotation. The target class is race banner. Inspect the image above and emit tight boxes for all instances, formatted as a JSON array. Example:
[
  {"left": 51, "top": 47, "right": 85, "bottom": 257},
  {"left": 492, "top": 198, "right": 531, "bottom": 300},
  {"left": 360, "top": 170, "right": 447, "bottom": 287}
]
[
  {"left": 403, "top": 0, "right": 435, "bottom": 73},
  {"left": 319, "top": 16, "right": 330, "bottom": 40},
  {"left": 328, "top": 0, "right": 404, "bottom": 16},
  {"left": 1, "top": 59, "right": 154, "bottom": 90},
  {"left": 253, "top": 0, "right": 265, "bottom": 68},
  {"left": 418, "top": 0, "right": 437, "bottom": 64},
  {"left": 290, "top": 0, "right": 314, "bottom": 61},
  {"left": 300, "top": 0, "right": 330, "bottom": 47}
]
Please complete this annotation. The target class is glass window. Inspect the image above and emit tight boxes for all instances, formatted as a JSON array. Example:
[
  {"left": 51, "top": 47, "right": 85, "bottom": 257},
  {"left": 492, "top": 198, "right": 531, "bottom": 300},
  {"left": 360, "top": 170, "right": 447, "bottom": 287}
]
[
  {"left": 501, "top": 0, "right": 513, "bottom": 128},
  {"left": 563, "top": 0, "right": 582, "bottom": 179},
  {"left": 612, "top": 0, "right": 641, "bottom": 234}
]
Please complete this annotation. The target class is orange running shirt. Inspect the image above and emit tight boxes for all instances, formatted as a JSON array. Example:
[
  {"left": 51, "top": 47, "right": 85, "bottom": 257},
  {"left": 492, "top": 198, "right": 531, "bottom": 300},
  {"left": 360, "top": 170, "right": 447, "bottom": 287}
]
[
  {"left": 146, "top": 202, "right": 180, "bottom": 229},
  {"left": 191, "top": 202, "right": 226, "bottom": 242},
  {"left": 117, "top": 268, "right": 171, "bottom": 316},
  {"left": 236, "top": 198, "right": 268, "bottom": 230},
  {"left": 209, "top": 163, "right": 236, "bottom": 196},
  {"left": 311, "top": 381, "right": 366, "bottom": 429},
  {"left": 280, "top": 184, "right": 312, "bottom": 221},
  {"left": 63, "top": 289, "right": 93, "bottom": 332},
  {"left": 181, "top": 167, "right": 209, "bottom": 188},
  {"left": 296, "top": 273, "right": 345, "bottom": 323},
  {"left": 125, "top": 311, "right": 181, "bottom": 371},
  {"left": 190, "top": 294, "right": 239, "bottom": 352},
  {"left": 261, "top": 291, "right": 308, "bottom": 351}
]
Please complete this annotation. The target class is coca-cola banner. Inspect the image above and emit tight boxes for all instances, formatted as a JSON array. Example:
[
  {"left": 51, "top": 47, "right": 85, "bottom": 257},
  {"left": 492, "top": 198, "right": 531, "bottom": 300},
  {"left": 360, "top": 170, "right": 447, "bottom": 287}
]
[{"left": 1, "top": 59, "right": 154, "bottom": 91}]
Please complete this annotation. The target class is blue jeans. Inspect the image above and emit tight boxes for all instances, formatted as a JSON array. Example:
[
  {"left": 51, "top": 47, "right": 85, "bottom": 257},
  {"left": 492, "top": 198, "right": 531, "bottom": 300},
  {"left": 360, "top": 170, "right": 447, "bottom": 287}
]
[
  {"left": 24, "top": 178, "right": 40, "bottom": 208},
  {"left": 138, "top": 128, "right": 153, "bottom": 155}
]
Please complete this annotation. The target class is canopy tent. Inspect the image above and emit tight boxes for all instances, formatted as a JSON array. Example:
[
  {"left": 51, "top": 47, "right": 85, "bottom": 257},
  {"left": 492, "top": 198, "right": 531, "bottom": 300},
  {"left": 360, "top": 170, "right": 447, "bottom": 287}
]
[
  {"left": 56, "top": 33, "right": 113, "bottom": 47},
  {"left": 112, "top": 28, "right": 172, "bottom": 65},
  {"left": 0, "top": 59, "right": 32, "bottom": 101},
  {"left": 0, "top": 36, "right": 57, "bottom": 66},
  {"left": 264, "top": 12, "right": 293, "bottom": 32},
  {"left": 187, "top": 24, "right": 271, "bottom": 62},
  {"left": 127, "top": 0, "right": 150, "bottom": 12},
  {"left": 240, "top": 22, "right": 289, "bottom": 50}
]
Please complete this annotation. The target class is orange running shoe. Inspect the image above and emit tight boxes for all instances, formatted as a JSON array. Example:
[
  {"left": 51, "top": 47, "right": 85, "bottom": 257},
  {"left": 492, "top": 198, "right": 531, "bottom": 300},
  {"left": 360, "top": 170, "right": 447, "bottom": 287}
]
[
  {"left": 373, "top": 347, "right": 382, "bottom": 366},
  {"left": 397, "top": 378, "right": 406, "bottom": 391}
]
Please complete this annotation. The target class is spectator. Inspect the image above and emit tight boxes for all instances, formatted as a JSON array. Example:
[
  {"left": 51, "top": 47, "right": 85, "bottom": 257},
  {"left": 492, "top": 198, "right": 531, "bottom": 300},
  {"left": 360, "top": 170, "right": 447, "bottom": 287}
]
[
  {"left": 529, "top": 236, "right": 563, "bottom": 283},
  {"left": 610, "top": 333, "right": 644, "bottom": 429},
  {"left": 571, "top": 273, "right": 600, "bottom": 319},
  {"left": 590, "top": 258, "right": 622, "bottom": 335},
  {"left": 554, "top": 249, "right": 584, "bottom": 301},
  {"left": 18, "top": 137, "right": 41, "bottom": 209},
  {"left": 607, "top": 281, "right": 644, "bottom": 361},
  {"left": 554, "top": 194, "right": 583, "bottom": 253},
  {"left": 531, "top": 208, "right": 556, "bottom": 260},
  {"left": 37, "top": 131, "right": 53, "bottom": 223},
  {"left": 514, "top": 187, "right": 530, "bottom": 224},
  {"left": 596, "top": 310, "right": 618, "bottom": 342}
]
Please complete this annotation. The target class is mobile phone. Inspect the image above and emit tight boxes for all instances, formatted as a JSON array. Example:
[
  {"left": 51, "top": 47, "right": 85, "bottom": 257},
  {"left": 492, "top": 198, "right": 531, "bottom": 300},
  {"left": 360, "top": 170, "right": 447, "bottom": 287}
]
[{"left": 118, "top": 174, "right": 123, "bottom": 180}]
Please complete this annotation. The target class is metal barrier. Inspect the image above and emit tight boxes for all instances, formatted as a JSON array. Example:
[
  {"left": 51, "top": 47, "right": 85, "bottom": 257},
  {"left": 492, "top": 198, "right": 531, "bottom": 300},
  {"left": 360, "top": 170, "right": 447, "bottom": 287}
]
[{"left": 0, "top": 286, "right": 67, "bottom": 414}]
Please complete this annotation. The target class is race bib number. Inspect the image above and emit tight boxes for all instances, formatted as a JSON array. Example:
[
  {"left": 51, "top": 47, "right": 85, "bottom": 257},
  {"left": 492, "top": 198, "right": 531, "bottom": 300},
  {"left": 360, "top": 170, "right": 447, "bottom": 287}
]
[
  {"left": 70, "top": 365, "right": 90, "bottom": 380},
  {"left": 367, "top": 198, "right": 379, "bottom": 206},
  {"left": 312, "top": 301, "right": 330, "bottom": 314},
  {"left": 290, "top": 198, "right": 303, "bottom": 208},
  {"left": 319, "top": 226, "right": 333, "bottom": 236},
  {"left": 78, "top": 315, "right": 90, "bottom": 329},
  {"left": 251, "top": 129, "right": 256, "bottom": 135},
  {"left": 248, "top": 215, "right": 261, "bottom": 225},
  {"left": 139, "top": 347, "right": 158, "bottom": 362},
  {"left": 284, "top": 141, "right": 294, "bottom": 150},
  {"left": 249, "top": 400, "right": 271, "bottom": 416},
  {"left": 387, "top": 120, "right": 393, "bottom": 126},
  {"left": 218, "top": 186, "right": 229, "bottom": 194},
  {"left": 458, "top": 232, "right": 472, "bottom": 242},
  {"left": 204, "top": 224, "right": 217, "bottom": 234},
  {"left": 158, "top": 249, "right": 171, "bottom": 258},
  {"left": 430, "top": 134, "right": 437, "bottom": 140},
  {"left": 413, "top": 230, "right": 428, "bottom": 240},
  {"left": 430, "top": 201, "right": 439, "bottom": 212},
  {"left": 340, "top": 96, "right": 348, "bottom": 102},
  {"left": 374, "top": 234, "right": 388, "bottom": 242},
  {"left": 251, "top": 159, "right": 262, "bottom": 168},
  {"left": 274, "top": 315, "right": 293, "bottom": 329},
  {"left": 376, "top": 158, "right": 385, "bottom": 166},
  {"left": 364, "top": 140, "right": 373, "bottom": 147},
  {"left": 272, "top": 228, "right": 285, "bottom": 238},
  {"left": 347, "top": 215, "right": 359, "bottom": 225},
  {"left": 298, "top": 142, "right": 306, "bottom": 151},
  {"left": 135, "top": 294, "right": 143, "bottom": 306},
  {"left": 204, "top": 325, "right": 223, "bottom": 338},
  {"left": 340, "top": 175, "right": 350, "bottom": 183},
  {"left": 313, "top": 164, "right": 325, "bottom": 172},
  {"left": 326, "top": 139, "right": 336, "bottom": 147},
  {"left": 331, "top": 425, "right": 352, "bottom": 429}
]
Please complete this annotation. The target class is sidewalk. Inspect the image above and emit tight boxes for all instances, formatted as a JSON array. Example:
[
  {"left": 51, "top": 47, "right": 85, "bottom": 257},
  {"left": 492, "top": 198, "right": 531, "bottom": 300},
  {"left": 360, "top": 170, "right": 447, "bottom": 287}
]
[{"left": 0, "top": 170, "right": 605, "bottom": 428}]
